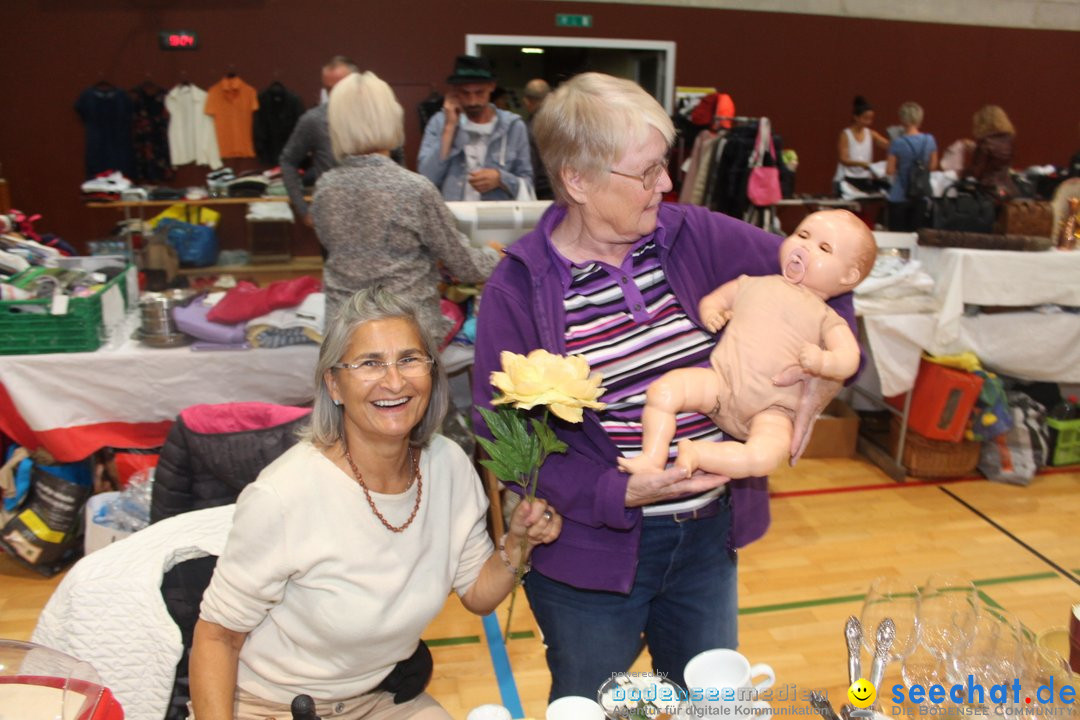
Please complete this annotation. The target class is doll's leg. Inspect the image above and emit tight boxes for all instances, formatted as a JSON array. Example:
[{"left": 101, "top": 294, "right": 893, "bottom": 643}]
[
  {"left": 676, "top": 408, "right": 794, "bottom": 479},
  {"left": 618, "top": 368, "right": 722, "bottom": 474}
]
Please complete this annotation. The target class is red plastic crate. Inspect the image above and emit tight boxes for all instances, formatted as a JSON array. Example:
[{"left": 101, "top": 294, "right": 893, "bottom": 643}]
[{"left": 886, "top": 358, "right": 984, "bottom": 442}]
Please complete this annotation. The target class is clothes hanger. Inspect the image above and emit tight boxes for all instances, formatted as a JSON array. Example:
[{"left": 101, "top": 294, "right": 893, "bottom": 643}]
[
  {"left": 94, "top": 72, "right": 115, "bottom": 91},
  {"left": 139, "top": 72, "right": 164, "bottom": 94}
]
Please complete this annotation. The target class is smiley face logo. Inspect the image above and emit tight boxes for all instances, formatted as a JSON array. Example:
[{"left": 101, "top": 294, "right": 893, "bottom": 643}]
[{"left": 847, "top": 678, "right": 876, "bottom": 708}]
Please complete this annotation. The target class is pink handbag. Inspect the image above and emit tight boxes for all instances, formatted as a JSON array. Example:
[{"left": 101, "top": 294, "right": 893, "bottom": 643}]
[{"left": 746, "top": 118, "right": 782, "bottom": 207}]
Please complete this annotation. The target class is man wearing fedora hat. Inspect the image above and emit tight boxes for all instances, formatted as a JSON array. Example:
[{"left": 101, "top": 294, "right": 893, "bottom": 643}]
[{"left": 418, "top": 55, "right": 533, "bottom": 201}]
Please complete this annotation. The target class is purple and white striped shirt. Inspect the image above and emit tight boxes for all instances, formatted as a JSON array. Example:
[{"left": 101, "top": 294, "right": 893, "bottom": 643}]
[{"left": 563, "top": 241, "right": 725, "bottom": 464}]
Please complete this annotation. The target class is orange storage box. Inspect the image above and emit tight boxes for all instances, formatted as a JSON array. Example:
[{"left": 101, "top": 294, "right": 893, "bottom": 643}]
[{"left": 886, "top": 357, "right": 984, "bottom": 442}]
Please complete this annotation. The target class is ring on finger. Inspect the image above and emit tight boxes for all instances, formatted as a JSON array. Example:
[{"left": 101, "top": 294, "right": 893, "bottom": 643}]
[{"left": 543, "top": 510, "right": 553, "bottom": 521}]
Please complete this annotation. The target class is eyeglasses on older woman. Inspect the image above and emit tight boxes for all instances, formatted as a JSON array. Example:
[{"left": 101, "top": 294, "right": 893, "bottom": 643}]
[{"left": 609, "top": 160, "right": 669, "bottom": 191}]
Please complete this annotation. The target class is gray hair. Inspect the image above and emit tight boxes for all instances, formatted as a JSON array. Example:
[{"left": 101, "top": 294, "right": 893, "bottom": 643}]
[
  {"left": 524, "top": 78, "right": 551, "bottom": 101},
  {"left": 302, "top": 287, "right": 449, "bottom": 450},
  {"left": 533, "top": 72, "right": 675, "bottom": 204},
  {"left": 898, "top": 101, "right": 924, "bottom": 128}
]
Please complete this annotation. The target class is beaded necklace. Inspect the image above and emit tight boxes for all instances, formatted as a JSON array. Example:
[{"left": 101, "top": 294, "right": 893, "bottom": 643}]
[{"left": 344, "top": 446, "right": 422, "bottom": 533}]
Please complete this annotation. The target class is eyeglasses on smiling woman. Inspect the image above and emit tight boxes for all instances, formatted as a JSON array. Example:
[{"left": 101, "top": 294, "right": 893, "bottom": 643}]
[
  {"left": 609, "top": 160, "right": 669, "bottom": 191},
  {"left": 332, "top": 355, "right": 435, "bottom": 381}
]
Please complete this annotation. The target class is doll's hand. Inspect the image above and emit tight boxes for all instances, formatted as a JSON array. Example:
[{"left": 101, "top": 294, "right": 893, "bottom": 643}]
[
  {"left": 798, "top": 343, "right": 825, "bottom": 375},
  {"left": 703, "top": 309, "right": 733, "bottom": 333}
]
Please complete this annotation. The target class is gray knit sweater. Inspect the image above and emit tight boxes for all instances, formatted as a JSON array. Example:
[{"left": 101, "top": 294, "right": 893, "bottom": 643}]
[{"left": 312, "top": 154, "right": 498, "bottom": 340}]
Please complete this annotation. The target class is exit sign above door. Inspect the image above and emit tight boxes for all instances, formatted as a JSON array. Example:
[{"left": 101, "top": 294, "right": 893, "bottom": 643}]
[{"left": 555, "top": 14, "right": 593, "bottom": 28}]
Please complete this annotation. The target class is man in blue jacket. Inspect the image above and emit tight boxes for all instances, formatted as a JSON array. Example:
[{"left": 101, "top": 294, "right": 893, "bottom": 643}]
[{"left": 418, "top": 55, "right": 532, "bottom": 201}]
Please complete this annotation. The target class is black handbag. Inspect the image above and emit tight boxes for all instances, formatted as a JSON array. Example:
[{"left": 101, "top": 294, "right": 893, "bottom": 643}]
[{"left": 930, "top": 181, "right": 996, "bottom": 233}]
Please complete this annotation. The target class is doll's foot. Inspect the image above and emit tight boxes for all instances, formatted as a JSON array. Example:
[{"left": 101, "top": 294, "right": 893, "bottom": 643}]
[
  {"left": 618, "top": 454, "right": 664, "bottom": 475},
  {"left": 674, "top": 439, "right": 701, "bottom": 476}
]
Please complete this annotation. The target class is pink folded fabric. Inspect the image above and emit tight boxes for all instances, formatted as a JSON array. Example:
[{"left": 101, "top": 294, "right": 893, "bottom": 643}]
[{"left": 206, "top": 276, "right": 321, "bottom": 325}]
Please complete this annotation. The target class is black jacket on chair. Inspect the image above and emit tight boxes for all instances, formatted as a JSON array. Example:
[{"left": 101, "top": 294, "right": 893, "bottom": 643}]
[{"left": 150, "top": 402, "right": 312, "bottom": 523}]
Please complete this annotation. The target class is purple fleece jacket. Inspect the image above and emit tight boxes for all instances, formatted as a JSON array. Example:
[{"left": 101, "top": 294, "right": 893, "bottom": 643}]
[{"left": 472, "top": 202, "right": 857, "bottom": 593}]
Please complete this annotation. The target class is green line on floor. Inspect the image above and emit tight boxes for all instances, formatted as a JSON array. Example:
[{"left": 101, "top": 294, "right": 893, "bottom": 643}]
[
  {"left": 426, "top": 635, "right": 481, "bottom": 647},
  {"left": 739, "top": 593, "right": 866, "bottom": 615},
  {"left": 738, "top": 571, "right": 1062, "bottom": 616},
  {"left": 973, "top": 572, "right": 1056, "bottom": 586},
  {"left": 507, "top": 630, "right": 536, "bottom": 640}
]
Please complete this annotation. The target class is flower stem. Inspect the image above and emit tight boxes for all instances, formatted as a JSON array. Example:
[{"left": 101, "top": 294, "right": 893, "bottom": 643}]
[{"left": 502, "top": 408, "right": 552, "bottom": 643}]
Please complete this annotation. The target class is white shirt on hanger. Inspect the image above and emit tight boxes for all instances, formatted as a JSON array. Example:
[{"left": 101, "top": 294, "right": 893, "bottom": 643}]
[{"left": 165, "top": 84, "right": 223, "bottom": 169}]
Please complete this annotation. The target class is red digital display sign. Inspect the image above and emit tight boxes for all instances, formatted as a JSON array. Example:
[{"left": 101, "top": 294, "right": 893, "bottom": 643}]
[{"left": 159, "top": 30, "right": 199, "bottom": 51}]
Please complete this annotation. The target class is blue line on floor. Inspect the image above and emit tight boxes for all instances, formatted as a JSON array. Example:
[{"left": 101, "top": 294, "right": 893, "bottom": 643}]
[{"left": 482, "top": 612, "right": 525, "bottom": 718}]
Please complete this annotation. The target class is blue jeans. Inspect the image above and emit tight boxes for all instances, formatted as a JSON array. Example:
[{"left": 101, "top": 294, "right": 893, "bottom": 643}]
[{"left": 523, "top": 496, "right": 738, "bottom": 701}]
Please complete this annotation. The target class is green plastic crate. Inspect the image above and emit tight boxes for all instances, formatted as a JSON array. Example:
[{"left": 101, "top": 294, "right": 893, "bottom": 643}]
[
  {"left": 1047, "top": 416, "right": 1080, "bottom": 467},
  {"left": 0, "top": 266, "right": 133, "bottom": 355}
]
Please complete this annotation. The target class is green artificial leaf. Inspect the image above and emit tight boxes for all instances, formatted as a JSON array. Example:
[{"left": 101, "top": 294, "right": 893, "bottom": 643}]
[
  {"left": 476, "top": 435, "right": 528, "bottom": 486},
  {"left": 531, "top": 418, "right": 568, "bottom": 456},
  {"left": 477, "top": 454, "right": 525, "bottom": 488},
  {"left": 478, "top": 406, "right": 518, "bottom": 445}
]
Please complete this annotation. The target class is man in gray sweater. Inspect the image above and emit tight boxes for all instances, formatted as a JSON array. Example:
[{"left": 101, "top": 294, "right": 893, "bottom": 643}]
[{"left": 279, "top": 56, "right": 357, "bottom": 228}]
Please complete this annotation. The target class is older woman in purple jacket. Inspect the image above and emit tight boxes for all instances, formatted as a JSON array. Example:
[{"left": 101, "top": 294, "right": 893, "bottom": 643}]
[{"left": 472, "top": 73, "right": 858, "bottom": 700}]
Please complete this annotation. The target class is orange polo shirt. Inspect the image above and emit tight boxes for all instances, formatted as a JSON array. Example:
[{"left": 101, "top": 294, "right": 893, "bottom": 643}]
[{"left": 205, "top": 77, "right": 259, "bottom": 158}]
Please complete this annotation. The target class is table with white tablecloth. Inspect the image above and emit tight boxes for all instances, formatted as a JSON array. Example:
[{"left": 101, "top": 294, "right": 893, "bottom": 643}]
[
  {"left": 0, "top": 331, "right": 477, "bottom": 462},
  {"left": 0, "top": 333, "right": 319, "bottom": 462},
  {"left": 860, "top": 246, "right": 1080, "bottom": 397},
  {"left": 917, "top": 246, "right": 1080, "bottom": 348},
  {"left": 854, "top": 244, "right": 1080, "bottom": 478}
]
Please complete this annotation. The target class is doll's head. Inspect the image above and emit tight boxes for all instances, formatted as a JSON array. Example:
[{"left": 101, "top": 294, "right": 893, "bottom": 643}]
[{"left": 778, "top": 210, "right": 877, "bottom": 300}]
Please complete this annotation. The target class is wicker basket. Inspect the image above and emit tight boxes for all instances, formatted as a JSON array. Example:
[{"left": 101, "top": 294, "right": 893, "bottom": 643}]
[{"left": 889, "top": 419, "right": 981, "bottom": 478}]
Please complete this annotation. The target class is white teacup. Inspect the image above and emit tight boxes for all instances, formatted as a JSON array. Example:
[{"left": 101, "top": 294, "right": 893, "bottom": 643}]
[
  {"left": 546, "top": 695, "right": 606, "bottom": 720},
  {"left": 684, "top": 648, "right": 775, "bottom": 716},
  {"left": 466, "top": 704, "right": 513, "bottom": 720}
]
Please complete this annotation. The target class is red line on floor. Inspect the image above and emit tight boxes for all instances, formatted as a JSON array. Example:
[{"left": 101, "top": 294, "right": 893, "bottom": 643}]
[{"left": 770, "top": 475, "right": 983, "bottom": 498}]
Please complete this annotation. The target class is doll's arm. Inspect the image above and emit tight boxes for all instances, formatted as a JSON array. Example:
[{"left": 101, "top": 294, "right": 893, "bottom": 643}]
[
  {"left": 799, "top": 321, "right": 860, "bottom": 381},
  {"left": 698, "top": 278, "right": 741, "bottom": 333}
]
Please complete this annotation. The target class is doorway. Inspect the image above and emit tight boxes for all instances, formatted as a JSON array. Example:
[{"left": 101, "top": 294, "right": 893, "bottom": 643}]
[{"left": 466, "top": 34, "right": 676, "bottom": 115}]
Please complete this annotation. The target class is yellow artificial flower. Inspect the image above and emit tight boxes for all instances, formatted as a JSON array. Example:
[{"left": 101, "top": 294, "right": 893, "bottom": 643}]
[{"left": 490, "top": 349, "right": 606, "bottom": 423}]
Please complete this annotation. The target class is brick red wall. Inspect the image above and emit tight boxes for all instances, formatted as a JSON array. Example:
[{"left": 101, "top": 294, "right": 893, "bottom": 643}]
[{"left": 1, "top": 0, "right": 1073, "bottom": 251}]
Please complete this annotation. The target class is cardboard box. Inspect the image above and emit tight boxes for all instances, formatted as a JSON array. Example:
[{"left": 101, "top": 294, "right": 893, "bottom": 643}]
[{"left": 801, "top": 399, "right": 860, "bottom": 458}]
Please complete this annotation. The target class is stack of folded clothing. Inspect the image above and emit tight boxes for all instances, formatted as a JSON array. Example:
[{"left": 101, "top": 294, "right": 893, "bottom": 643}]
[
  {"left": 81, "top": 170, "right": 133, "bottom": 202},
  {"left": 853, "top": 253, "right": 937, "bottom": 315},
  {"left": 246, "top": 292, "right": 324, "bottom": 348},
  {"left": 206, "top": 167, "right": 236, "bottom": 198},
  {"left": 246, "top": 202, "right": 294, "bottom": 223},
  {"left": 225, "top": 174, "right": 269, "bottom": 198},
  {"left": 263, "top": 167, "right": 287, "bottom": 197},
  {"left": 172, "top": 276, "right": 323, "bottom": 350},
  {"left": 148, "top": 186, "right": 187, "bottom": 201}
]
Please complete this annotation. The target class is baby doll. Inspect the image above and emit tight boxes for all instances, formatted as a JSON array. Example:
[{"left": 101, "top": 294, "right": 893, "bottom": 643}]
[{"left": 618, "top": 209, "right": 877, "bottom": 479}]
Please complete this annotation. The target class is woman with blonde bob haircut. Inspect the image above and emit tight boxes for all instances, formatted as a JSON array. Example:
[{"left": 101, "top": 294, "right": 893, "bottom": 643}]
[
  {"left": 328, "top": 71, "right": 405, "bottom": 160},
  {"left": 312, "top": 71, "right": 498, "bottom": 339},
  {"left": 963, "top": 104, "right": 1018, "bottom": 200},
  {"left": 472, "top": 72, "right": 858, "bottom": 700},
  {"left": 192, "top": 287, "right": 562, "bottom": 720}
]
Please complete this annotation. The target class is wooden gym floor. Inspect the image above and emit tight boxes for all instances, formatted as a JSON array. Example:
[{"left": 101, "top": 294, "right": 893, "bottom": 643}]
[{"left": 2, "top": 456, "right": 1077, "bottom": 719}]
